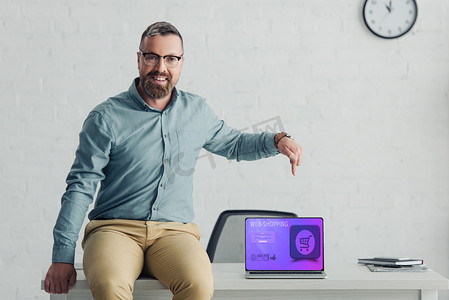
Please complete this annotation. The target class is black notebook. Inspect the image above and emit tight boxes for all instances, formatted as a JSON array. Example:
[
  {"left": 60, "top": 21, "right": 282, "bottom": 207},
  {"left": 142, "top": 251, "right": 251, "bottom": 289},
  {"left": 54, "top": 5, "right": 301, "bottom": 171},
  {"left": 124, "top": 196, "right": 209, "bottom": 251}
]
[{"left": 358, "top": 257, "right": 423, "bottom": 266}]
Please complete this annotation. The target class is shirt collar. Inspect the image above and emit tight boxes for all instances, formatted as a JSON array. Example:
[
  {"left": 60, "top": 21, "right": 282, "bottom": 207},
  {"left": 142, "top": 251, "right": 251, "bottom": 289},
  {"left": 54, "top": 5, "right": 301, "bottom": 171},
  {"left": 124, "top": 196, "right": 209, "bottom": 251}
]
[{"left": 129, "top": 77, "right": 178, "bottom": 112}]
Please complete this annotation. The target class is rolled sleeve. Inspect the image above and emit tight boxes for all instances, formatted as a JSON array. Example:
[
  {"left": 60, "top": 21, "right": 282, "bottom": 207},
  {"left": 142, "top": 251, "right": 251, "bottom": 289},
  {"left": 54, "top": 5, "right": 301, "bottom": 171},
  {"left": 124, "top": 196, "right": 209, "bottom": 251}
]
[{"left": 202, "top": 100, "right": 279, "bottom": 161}]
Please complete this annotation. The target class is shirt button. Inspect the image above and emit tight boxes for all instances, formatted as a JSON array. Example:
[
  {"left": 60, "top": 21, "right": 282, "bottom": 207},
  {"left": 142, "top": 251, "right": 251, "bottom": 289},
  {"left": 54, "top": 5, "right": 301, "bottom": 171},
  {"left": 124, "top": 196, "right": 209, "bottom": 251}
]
[
  {"left": 153, "top": 207, "right": 157, "bottom": 210},
  {"left": 160, "top": 183, "right": 164, "bottom": 187},
  {"left": 165, "top": 159, "right": 168, "bottom": 163},
  {"left": 164, "top": 134, "right": 167, "bottom": 138}
]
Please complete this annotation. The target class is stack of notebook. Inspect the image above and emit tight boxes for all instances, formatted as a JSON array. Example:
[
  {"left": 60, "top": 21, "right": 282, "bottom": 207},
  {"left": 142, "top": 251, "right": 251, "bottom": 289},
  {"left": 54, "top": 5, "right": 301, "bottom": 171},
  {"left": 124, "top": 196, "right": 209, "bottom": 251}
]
[{"left": 357, "top": 257, "right": 428, "bottom": 272}]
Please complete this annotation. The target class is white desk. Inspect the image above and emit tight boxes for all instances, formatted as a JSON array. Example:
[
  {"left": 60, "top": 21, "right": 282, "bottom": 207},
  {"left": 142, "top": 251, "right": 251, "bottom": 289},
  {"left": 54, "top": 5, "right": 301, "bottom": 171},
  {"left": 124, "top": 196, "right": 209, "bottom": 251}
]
[{"left": 42, "top": 263, "right": 449, "bottom": 300}]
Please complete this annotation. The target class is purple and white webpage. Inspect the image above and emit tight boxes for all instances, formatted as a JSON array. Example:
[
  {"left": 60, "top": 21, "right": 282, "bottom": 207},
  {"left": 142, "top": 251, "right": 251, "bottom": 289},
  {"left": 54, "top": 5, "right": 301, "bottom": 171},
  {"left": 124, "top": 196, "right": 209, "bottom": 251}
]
[{"left": 245, "top": 217, "right": 324, "bottom": 276}]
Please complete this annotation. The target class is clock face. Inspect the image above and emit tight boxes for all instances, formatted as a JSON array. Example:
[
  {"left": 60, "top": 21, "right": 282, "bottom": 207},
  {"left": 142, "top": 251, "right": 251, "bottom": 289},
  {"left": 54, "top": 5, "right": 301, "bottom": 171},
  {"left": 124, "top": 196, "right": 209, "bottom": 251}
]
[{"left": 363, "top": 0, "right": 418, "bottom": 39}]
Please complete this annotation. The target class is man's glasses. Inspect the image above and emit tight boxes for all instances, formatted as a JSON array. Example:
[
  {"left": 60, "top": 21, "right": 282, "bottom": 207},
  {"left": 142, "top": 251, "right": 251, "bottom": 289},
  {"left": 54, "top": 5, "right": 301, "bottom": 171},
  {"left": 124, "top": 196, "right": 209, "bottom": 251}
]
[{"left": 139, "top": 50, "right": 183, "bottom": 68}]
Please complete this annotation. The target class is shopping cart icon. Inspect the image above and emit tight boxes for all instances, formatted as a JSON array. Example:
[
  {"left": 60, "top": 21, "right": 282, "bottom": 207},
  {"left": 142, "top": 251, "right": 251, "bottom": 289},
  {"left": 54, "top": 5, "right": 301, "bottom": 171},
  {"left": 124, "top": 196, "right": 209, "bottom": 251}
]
[
  {"left": 290, "top": 226, "right": 321, "bottom": 259},
  {"left": 299, "top": 235, "right": 313, "bottom": 251}
]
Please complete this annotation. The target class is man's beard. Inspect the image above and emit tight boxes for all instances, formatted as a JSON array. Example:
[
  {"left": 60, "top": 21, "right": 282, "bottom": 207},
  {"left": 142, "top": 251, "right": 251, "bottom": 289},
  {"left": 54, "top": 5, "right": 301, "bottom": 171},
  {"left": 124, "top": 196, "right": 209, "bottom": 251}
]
[{"left": 142, "top": 71, "right": 175, "bottom": 99}]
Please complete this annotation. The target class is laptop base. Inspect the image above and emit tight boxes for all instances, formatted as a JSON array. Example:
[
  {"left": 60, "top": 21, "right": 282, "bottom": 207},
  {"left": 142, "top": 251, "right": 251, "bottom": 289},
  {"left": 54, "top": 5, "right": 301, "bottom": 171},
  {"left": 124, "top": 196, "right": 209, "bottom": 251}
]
[{"left": 246, "top": 271, "right": 327, "bottom": 279}]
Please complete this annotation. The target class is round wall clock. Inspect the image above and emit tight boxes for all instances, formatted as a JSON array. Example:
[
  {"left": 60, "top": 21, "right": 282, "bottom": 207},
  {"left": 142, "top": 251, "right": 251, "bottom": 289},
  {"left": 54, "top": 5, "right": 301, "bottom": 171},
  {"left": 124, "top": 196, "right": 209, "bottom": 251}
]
[{"left": 363, "top": 0, "right": 418, "bottom": 39}]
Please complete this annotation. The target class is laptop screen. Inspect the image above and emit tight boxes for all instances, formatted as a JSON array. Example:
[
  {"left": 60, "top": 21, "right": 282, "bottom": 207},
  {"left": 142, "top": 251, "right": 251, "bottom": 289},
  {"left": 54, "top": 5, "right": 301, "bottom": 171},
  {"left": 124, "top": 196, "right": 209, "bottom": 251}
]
[{"left": 245, "top": 217, "right": 324, "bottom": 271}]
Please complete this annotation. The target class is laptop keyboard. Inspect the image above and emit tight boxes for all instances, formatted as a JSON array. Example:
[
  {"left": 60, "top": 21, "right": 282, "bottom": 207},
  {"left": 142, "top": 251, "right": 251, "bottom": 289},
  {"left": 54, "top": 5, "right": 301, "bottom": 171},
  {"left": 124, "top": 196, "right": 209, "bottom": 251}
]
[{"left": 249, "top": 271, "right": 323, "bottom": 275}]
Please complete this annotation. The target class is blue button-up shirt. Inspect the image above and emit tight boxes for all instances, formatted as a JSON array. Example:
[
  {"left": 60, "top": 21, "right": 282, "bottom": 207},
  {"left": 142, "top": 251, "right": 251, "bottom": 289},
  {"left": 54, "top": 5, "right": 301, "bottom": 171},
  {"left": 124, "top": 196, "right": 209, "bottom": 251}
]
[{"left": 52, "top": 78, "right": 279, "bottom": 264}]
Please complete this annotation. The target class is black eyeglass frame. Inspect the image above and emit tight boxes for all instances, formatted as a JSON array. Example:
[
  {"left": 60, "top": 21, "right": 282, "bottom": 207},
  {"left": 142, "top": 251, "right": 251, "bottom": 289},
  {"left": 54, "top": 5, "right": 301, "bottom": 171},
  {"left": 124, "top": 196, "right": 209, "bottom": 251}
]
[{"left": 139, "top": 50, "right": 183, "bottom": 67}]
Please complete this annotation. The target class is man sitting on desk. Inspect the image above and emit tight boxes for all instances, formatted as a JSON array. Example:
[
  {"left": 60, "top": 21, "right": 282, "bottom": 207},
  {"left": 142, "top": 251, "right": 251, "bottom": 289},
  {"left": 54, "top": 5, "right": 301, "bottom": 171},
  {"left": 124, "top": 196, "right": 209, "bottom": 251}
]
[{"left": 44, "top": 21, "right": 303, "bottom": 300}]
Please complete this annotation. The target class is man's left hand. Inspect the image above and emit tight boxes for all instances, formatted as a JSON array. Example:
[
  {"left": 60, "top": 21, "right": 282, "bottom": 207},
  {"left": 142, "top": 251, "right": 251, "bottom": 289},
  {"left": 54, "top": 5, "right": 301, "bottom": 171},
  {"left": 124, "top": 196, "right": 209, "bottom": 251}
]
[{"left": 275, "top": 133, "right": 303, "bottom": 176}]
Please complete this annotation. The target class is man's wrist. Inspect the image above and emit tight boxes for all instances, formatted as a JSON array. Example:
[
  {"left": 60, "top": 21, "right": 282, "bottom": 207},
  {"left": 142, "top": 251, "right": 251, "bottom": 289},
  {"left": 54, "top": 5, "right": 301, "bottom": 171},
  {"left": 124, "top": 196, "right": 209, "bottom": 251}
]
[{"left": 274, "top": 132, "right": 292, "bottom": 148}]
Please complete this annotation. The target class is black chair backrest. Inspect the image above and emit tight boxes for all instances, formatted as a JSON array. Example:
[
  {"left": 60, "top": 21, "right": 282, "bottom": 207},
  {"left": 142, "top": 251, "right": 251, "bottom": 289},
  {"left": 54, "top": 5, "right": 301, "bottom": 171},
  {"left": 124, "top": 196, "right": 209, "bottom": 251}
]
[{"left": 206, "top": 209, "right": 297, "bottom": 263}]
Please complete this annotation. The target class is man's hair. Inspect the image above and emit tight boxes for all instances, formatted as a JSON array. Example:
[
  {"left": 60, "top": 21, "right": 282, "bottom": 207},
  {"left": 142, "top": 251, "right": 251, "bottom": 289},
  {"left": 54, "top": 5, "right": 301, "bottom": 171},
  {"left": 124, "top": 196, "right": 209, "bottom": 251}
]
[{"left": 139, "top": 21, "right": 183, "bottom": 50}]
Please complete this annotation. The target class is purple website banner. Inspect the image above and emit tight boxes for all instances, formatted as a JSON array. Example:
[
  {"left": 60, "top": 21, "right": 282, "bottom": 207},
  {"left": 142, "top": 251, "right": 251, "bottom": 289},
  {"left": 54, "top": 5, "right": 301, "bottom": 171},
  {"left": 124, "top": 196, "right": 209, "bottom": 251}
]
[{"left": 245, "top": 218, "right": 324, "bottom": 271}]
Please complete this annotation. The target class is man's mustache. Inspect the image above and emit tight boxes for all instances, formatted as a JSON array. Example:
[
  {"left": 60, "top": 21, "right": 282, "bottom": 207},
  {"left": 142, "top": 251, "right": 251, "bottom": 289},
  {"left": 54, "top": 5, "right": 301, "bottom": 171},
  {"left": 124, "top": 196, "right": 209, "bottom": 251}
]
[{"left": 146, "top": 71, "right": 172, "bottom": 81}]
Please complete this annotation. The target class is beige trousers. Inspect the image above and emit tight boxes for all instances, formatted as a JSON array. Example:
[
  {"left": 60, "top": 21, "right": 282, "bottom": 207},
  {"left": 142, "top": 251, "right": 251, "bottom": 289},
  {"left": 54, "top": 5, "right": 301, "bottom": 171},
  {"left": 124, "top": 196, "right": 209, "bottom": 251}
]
[{"left": 81, "top": 219, "right": 214, "bottom": 300}]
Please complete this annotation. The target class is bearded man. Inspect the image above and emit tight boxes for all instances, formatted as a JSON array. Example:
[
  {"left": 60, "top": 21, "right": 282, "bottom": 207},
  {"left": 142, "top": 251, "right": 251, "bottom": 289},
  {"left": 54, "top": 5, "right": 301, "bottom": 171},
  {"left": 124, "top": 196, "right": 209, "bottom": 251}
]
[{"left": 44, "top": 21, "right": 302, "bottom": 300}]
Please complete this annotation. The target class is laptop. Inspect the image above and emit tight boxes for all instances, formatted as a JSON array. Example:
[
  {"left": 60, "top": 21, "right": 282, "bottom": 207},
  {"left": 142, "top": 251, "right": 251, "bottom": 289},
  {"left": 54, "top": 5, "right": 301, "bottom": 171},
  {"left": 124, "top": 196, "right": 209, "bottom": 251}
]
[{"left": 245, "top": 217, "right": 327, "bottom": 279}]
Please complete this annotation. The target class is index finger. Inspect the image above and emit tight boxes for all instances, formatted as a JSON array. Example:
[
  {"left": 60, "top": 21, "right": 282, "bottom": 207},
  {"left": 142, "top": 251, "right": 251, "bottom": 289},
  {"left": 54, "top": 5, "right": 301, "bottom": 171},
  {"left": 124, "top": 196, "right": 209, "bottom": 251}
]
[
  {"left": 44, "top": 278, "right": 50, "bottom": 293},
  {"left": 297, "top": 146, "right": 303, "bottom": 166}
]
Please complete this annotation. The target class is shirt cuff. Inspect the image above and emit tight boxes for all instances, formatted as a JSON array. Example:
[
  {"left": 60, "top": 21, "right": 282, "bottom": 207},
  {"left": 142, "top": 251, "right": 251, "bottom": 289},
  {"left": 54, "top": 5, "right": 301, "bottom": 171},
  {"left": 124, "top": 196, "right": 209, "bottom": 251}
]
[
  {"left": 52, "top": 245, "right": 76, "bottom": 264},
  {"left": 264, "top": 132, "right": 280, "bottom": 155}
]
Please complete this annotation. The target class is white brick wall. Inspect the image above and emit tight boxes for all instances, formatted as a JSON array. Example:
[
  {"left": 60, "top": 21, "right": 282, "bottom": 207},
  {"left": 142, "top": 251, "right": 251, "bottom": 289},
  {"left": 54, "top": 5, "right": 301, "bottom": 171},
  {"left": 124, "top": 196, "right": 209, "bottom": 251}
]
[{"left": 1, "top": 0, "right": 448, "bottom": 299}]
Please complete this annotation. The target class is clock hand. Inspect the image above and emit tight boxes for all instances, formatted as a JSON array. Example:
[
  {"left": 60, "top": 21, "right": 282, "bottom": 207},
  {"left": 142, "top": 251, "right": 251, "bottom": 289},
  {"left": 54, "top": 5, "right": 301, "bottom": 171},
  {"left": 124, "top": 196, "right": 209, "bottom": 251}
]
[
  {"left": 379, "top": 12, "right": 390, "bottom": 24},
  {"left": 384, "top": 2, "right": 391, "bottom": 12}
]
